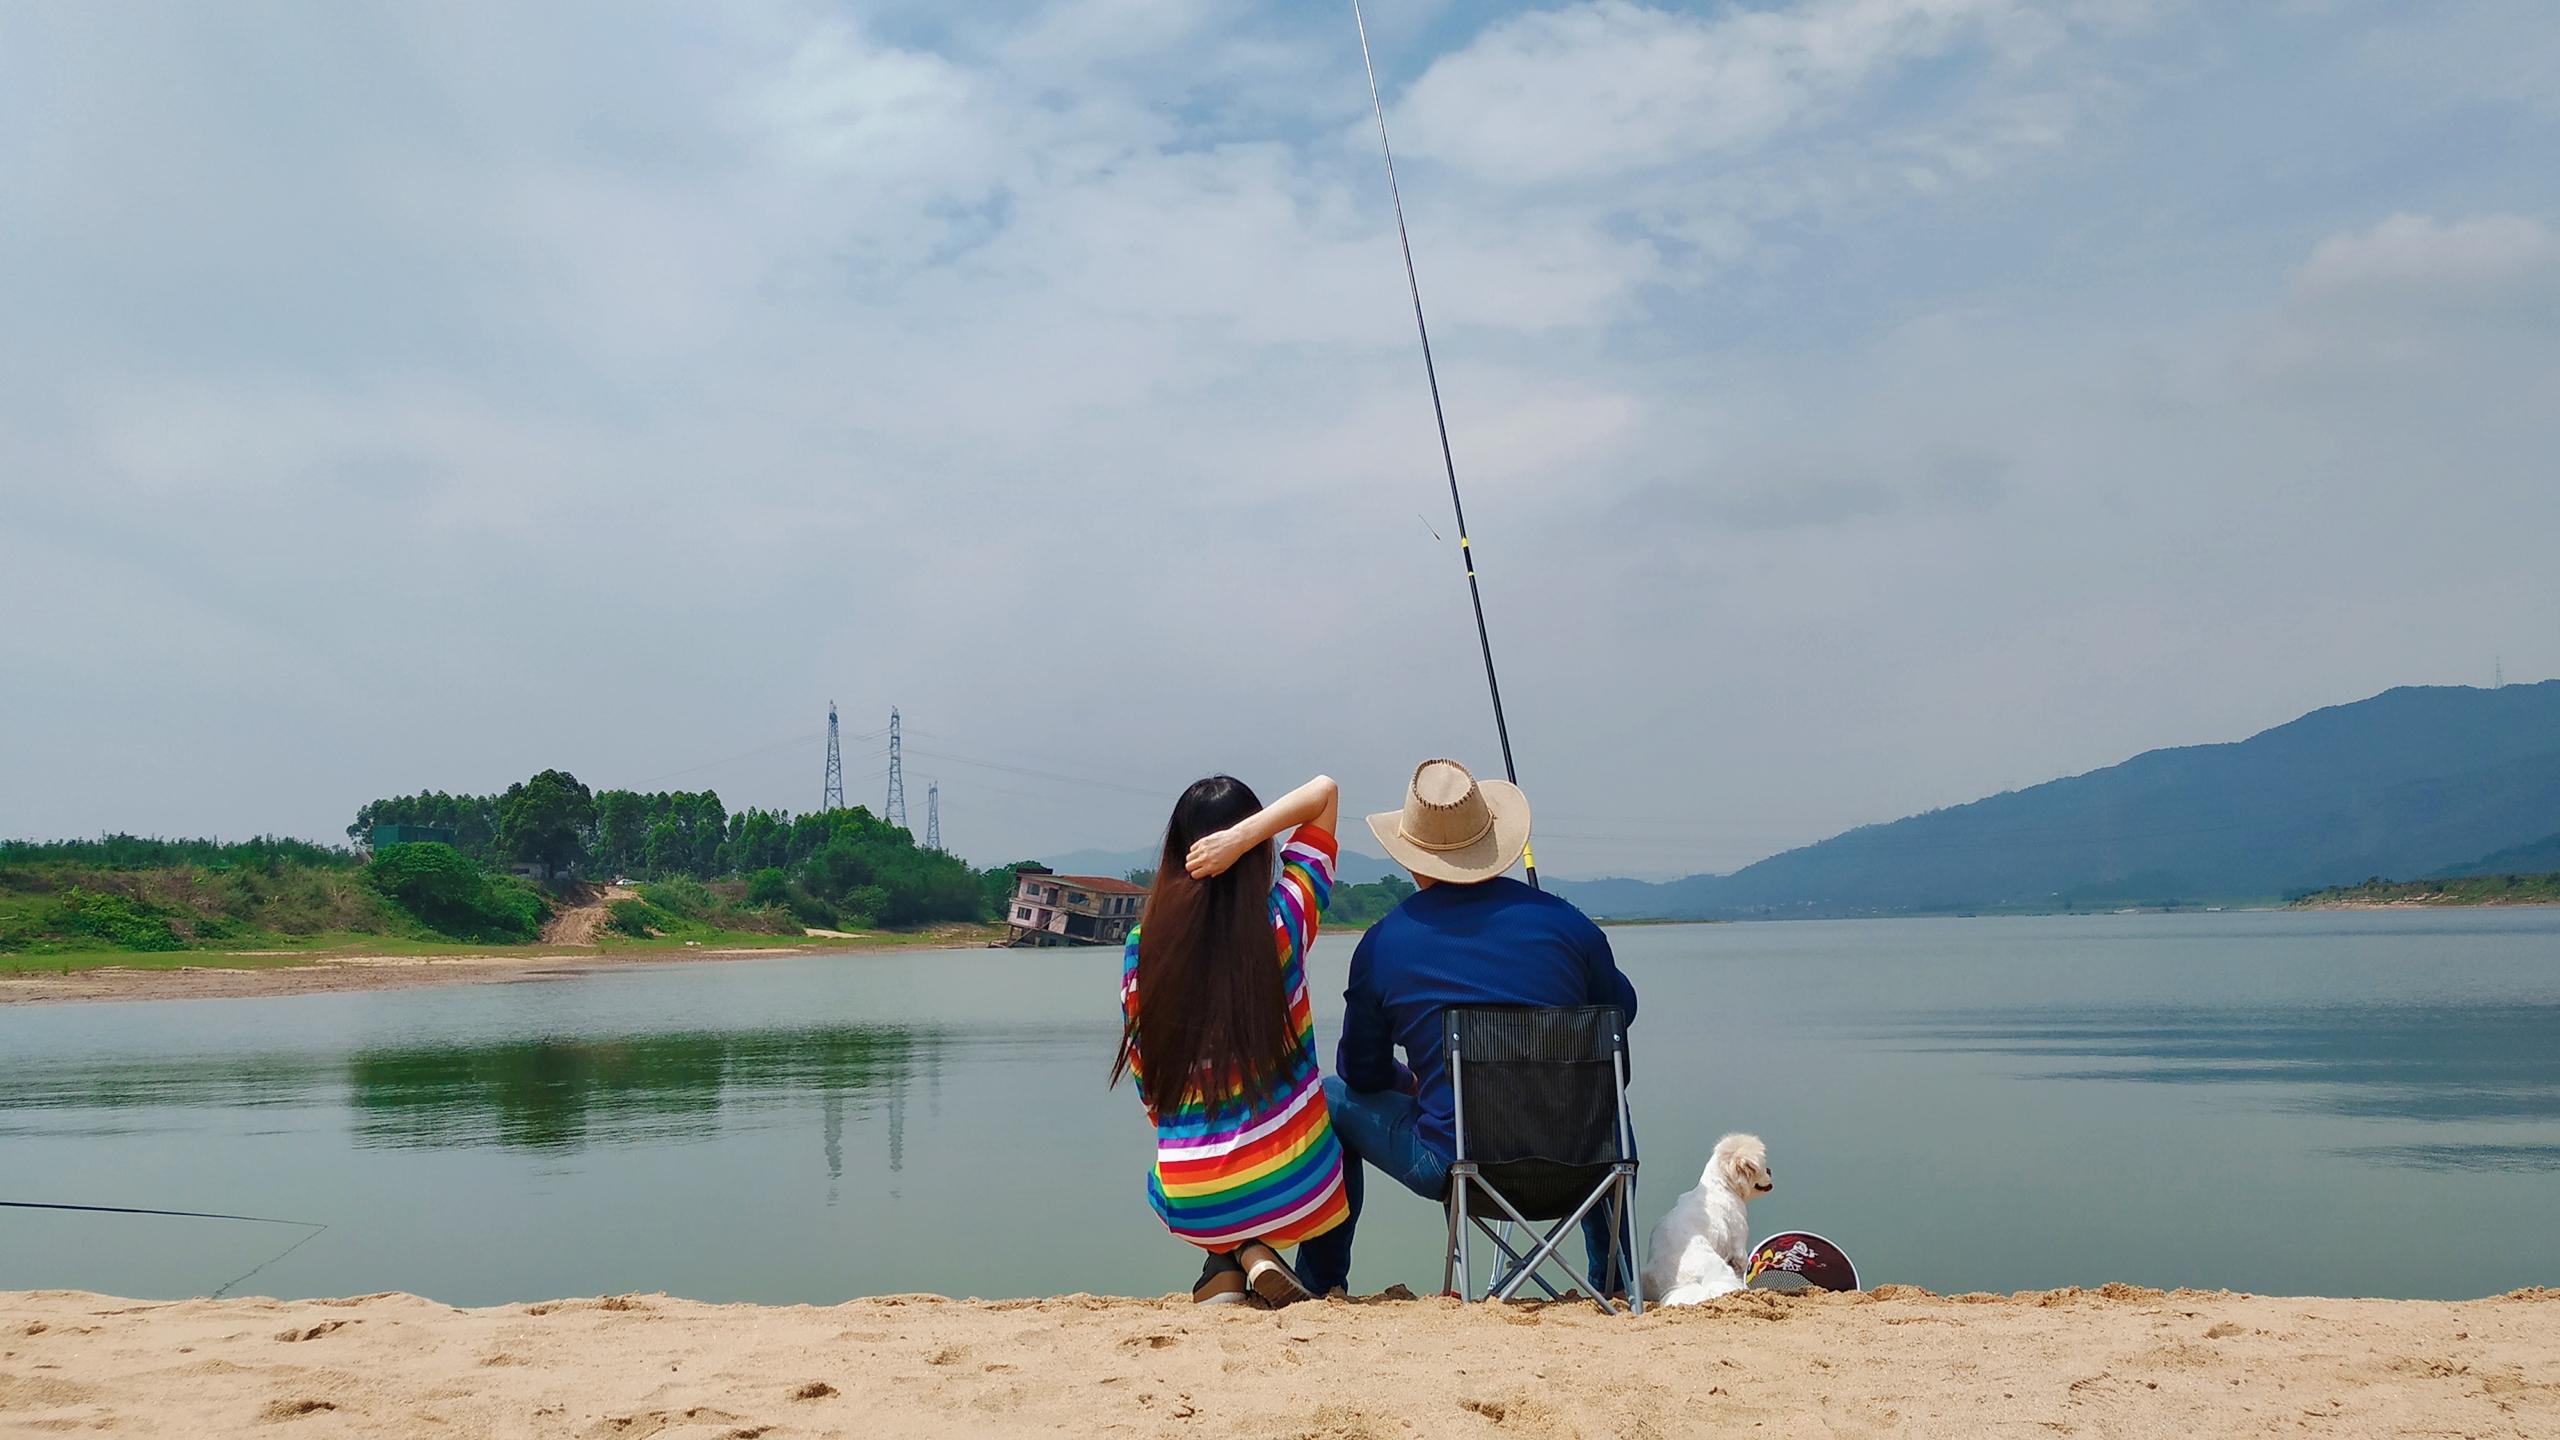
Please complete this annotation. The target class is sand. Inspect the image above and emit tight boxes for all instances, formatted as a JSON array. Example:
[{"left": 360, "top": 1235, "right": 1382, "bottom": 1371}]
[
  {"left": 0, "top": 933, "right": 998, "bottom": 1008},
  {"left": 3, "top": 1286, "right": 2553, "bottom": 1438},
  {"left": 0, "top": 949, "right": 805, "bottom": 1007}
]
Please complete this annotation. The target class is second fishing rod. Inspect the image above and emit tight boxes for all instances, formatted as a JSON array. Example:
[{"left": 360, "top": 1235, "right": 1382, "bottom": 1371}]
[{"left": 1349, "top": 0, "right": 1539, "bottom": 890}]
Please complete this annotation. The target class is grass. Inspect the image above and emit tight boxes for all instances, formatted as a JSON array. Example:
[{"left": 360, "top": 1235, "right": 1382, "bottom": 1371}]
[{"left": 2291, "top": 872, "right": 2560, "bottom": 907}]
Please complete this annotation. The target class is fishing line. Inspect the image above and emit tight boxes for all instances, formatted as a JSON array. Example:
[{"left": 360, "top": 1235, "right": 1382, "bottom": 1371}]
[
  {"left": 4, "top": 1200, "right": 329, "bottom": 1301},
  {"left": 211, "top": 1225, "right": 331, "bottom": 1300},
  {"left": 1349, "top": 0, "right": 1539, "bottom": 889}
]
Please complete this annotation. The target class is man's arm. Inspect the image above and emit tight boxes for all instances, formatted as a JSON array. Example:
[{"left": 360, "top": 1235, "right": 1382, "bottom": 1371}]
[
  {"left": 1583, "top": 915, "right": 1636, "bottom": 1025},
  {"left": 1335, "top": 929, "right": 1400, "bottom": 1092}
]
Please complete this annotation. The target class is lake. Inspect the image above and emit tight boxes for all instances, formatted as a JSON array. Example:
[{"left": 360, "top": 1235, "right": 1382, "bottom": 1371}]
[{"left": 3, "top": 910, "right": 2556, "bottom": 1305}]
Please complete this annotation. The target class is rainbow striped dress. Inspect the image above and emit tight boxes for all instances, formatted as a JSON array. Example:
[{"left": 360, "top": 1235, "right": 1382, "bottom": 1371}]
[{"left": 1121, "top": 825, "right": 1349, "bottom": 1252}]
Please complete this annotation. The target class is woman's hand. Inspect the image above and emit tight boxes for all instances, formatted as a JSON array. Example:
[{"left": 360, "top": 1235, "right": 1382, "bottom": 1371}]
[
  {"left": 1182, "top": 776, "right": 1335, "bottom": 880},
  {"left": 1186, "top": 826, "right": 1258, "bottom": 880}
]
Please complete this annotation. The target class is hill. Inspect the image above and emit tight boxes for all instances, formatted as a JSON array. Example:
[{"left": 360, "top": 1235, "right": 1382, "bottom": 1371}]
[
  {"left": 1557, "top": 682, "right": 2560, "bottom": 919},
  {"left": 2428, "top": 830, "right": 2560, "bottom": 879}
]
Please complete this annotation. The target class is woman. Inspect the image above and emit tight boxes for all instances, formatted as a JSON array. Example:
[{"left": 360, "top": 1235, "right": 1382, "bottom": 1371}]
[{"left": 1112, "top": 773, "right": 1344, "bottom": 1306}]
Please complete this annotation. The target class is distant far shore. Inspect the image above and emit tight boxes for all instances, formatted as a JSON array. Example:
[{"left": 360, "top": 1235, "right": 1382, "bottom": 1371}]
[
  {"left": 3, "top": 1284, "right": 2553, "bottom": 1437},
  {"left": 2295, "top": 896, "right": 2560, "bottom": 911},
  {"left": 0, "top": 925, "right": 1002, "bottom": 1007},
  {"left": 2289, "top": 871, "right": 2560, "bottom": 910}
]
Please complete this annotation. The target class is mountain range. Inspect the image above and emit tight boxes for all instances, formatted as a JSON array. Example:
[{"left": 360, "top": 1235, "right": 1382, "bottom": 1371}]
[{"left": 1555, "top": 682, "right": 2560, "bottom": 919}]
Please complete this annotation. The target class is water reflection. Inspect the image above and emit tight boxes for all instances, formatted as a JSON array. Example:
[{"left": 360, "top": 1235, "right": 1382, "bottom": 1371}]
[
  {"left": 2338, "top": 1144, "right": 2560, "bottom": 1173},
  {"left": 0, "top": 1056, "right": 336, "bottom": 1136},
  {"left": 349, "top": 1026, "right": 942, "bottom": 1156},
  {"left": 1902, "top": 1001, "right": 2560, "bottom": 1169},
  {"left": 1, "top": 1025, "right": 950, "bottom": 1168}
]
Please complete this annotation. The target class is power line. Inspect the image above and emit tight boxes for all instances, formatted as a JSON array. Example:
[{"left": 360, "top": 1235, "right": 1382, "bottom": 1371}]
[
  {"left": 637, "top": 729, "right": 826, "bottom": 787},
  {"left": 901, "top": 744, "right": 1163, "bottom": 797}
]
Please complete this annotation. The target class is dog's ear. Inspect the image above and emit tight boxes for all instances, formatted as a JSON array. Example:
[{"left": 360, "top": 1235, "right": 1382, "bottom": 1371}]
[
  {"left": 1709, "top": 1135, "right": 1747, "bottom": 1191},
  {"left": 1712, "top": 1134, "right": 1768, "bottom": 1193}
]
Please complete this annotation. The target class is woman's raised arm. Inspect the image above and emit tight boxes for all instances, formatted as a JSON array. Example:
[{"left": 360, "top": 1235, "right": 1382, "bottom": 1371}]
[{"left": 1185, "top": 775, "right": 1338, "bottom": 879}]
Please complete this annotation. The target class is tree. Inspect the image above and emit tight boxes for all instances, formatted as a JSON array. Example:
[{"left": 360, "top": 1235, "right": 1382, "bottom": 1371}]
[
  {"left": 594, "top": 790, "right": 650, "bottom": 877},
  {"left": 1125, "top": 867, "right": 1156, "bottom": 887},
  {"left": 496, "top": 769, "right": 595, "bottom": 880},
  {"left": 644, "top": 817, "right": 688, "bottom": 878},
  {"left": 684, "top": 791, "right": 727, "bottom": 874}
]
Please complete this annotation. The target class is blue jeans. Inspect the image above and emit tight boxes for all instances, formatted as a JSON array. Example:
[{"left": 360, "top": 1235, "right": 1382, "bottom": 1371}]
[{"left": 1295, "top": 1076, "right": 1629, "bottom": 1297}]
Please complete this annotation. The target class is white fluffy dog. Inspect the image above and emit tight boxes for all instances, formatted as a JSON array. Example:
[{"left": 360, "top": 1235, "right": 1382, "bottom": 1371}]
[{"left": 1641, "top": 1133, "right": 1773, "bottom": 1306}]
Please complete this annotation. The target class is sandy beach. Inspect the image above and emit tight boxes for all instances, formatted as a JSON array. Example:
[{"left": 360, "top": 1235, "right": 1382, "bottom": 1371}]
[
  {"left": 2, "top": 1286, "right": 2552, "bottom": 1438},
  {"left": 0, "top": 949, "right": 834, "bottom": 1007},
  {"left": 0, "top": 933, "right": 998, "bottom": 1008}
]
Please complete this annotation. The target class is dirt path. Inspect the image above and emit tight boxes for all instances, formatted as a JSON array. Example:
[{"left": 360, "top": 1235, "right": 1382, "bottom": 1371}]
[{"left": 537, "top": 883, "right": 637, "bottom": 947}]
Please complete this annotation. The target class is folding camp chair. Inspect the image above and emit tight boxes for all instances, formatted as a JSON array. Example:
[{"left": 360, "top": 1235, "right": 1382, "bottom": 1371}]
[{"left": 1440, "top": 1005, "right": 1641, "bottom": 1313}]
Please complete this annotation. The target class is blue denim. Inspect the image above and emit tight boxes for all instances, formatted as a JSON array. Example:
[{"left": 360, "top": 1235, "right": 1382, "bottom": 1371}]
[{"left": 1296, "top": 1076, "right": 1630, "bottom": 1297}]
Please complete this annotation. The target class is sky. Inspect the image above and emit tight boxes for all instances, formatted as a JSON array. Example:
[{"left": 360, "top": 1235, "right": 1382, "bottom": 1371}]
[{"left": 3, "top": 0, "right": 2556, "bottom": 881}]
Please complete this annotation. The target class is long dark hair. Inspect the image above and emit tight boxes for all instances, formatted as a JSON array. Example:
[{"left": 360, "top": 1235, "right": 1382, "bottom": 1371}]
[{"left": 1109, "top": 775, "right": 1288, "bottom": 1111}]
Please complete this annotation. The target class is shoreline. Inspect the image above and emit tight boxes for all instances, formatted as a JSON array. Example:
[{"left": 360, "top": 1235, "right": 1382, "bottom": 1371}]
[
  {"left": 2, "top": 1285, "right": 2551, "bottom": 1437},
  {"left": 0, "top": 933, "right": 991, "bottom": 1007},
  {"left": 2290, "top": 896, "right": 2560, "bottom": 911}
]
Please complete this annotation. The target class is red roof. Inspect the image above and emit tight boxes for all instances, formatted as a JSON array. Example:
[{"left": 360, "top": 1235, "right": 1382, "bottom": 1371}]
[{"left": 1035, "top": 874, "right": 1149, "bottom": 896}]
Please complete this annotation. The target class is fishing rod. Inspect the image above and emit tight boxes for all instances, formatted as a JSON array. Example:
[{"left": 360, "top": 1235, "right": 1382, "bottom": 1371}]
[
  {"left": 1349, "top": 0, "right": 1539, "bottom": 890},
  {"left": 4, "top": 1200, "right": 329, "bottom": 1300}
]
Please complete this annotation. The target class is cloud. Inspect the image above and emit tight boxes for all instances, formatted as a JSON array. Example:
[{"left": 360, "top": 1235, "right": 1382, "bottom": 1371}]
[
  {"left": 2292, "top": 212, "right": 2560, "bottom": 307},
  {"left": 1388, "top": 0, "right": 2095, "bottom": 185},
  {"left": 2250, "top": 213, "right": 2560, "bottom": 385},
  {"left": 4, "top": 1, "right": 2558, "bottom": 883}
]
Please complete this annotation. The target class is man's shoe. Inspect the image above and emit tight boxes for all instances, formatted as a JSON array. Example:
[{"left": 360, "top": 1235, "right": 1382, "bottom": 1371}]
[{"left": 1236, "top": 1241, "right": 1314, "bottom": 1308}]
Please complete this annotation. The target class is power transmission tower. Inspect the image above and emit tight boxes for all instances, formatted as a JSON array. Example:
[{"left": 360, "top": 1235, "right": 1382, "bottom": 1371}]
[
  {"left": 925, "top": 781, "right": 941, "bottom": 851},
  {"left": 821, "top": 701, "right": 844, "bottom": 812},
  {"left": 885, "top": 707, "right": 908, "bottom": 830},
  {"left": 2494, "top": 657, "right": 2505, "bottom": 689}
]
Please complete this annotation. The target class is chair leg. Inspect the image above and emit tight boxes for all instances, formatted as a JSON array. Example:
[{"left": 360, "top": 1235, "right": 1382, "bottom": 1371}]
[
  {"left": 1442, "top": 1194, "right": 1460, "bottom": 1300},
  {"left": 1471, "top": 1216, "right": 1568, "bottom": 1302},
  {"left": 1619, "top": 1171, "right": 1643, "bottom": 1315},
  {"left": 1488, "top": 1184, "right": 1613, "bottom": 1304},
  {"left": 1454, "top": 1172, "right": 1473, "bottom": 1302}
]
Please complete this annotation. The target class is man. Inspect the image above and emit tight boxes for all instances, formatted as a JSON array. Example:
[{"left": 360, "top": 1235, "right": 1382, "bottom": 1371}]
[{"left": 1294, "top": 758, "right": 1638, "bottom": 1298}]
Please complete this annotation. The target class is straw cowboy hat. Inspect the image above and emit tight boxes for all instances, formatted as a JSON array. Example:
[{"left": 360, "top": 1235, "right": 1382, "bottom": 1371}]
[{"left": 1366, "top": 759, "right": 1532, "bottom": 885}]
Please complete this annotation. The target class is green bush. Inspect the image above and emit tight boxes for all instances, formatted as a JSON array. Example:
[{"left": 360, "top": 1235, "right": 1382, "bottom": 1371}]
[
  {"left": 46, "top": 888, "right": 187, "bottom": 951},
  {"left": 480, "top": 875, "right": 548, "bottom": 938},
  {"left": 607, "top": 898, "right": 666, "bottom": 937},
  {"left": 638, "top": 877, "right": 716, "bottom": 920},
  {"left": 841, "top": 885, "right": 889, "bottom": 929},
  {"left": 366, "top": 843, "right": 545, "bottom": 943},
  {"left": 783, "top": 887, "right": 836, "bottom": 928},
  {"left": 745, "top": 868, "right": 792, "bottom": 909}
]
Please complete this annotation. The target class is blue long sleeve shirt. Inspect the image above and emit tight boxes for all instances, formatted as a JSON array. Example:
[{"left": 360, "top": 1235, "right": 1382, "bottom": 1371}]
[{"left": 1334, "top": 876, "right": 1637, "bottom": 1160}]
